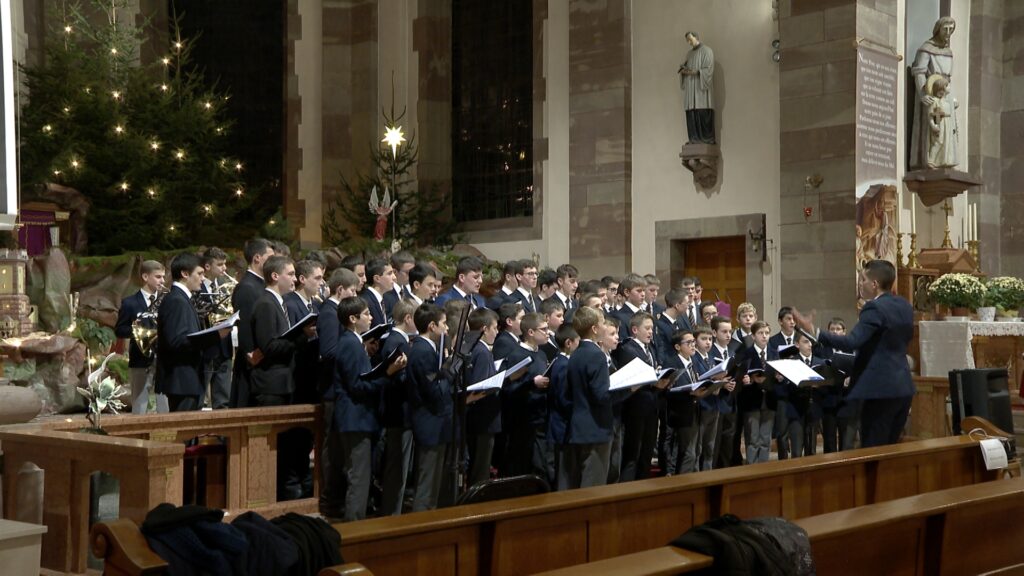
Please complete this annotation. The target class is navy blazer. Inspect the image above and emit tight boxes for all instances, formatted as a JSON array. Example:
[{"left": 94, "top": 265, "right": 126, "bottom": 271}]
[
  {"left": 250, "top": 291, "right": 301, "bottom": 397},
  {"left": 737, "top": 345, "right": 778, "bottom": 413},
  {"left": 611, "top": 305, "right": 643, "bottom": 343},
  {"left": 486, "top": 289, "right": 517, "bottom": 312},
  {"left": 502, "top": 344, "right": 548, "bottom": 427},
  {"left": 382, "top": 285, "right": 412, "bottom": 318},
  {"left": 434, "top": 287, "right": 485, "bottom": 309},
  {"left": 466, "top": 340, "right": 501, "bottom": 435},
  {"left": 317, "top": 299, "right": 341, "bottom": 399},
  {"left": 817, "top": 292, "right": 915, "bottom": 400},
  {"left": 546, "top": 354, "right": 571, "bottom": 445},
  {"left": 663, "top": 353, "right": 700, "bottom": 429},
  {"left": 710, "top": 342, "right": 741, "bottom": 415},
  {"left": 284, "top": 292, "right": 320, "bottom": 403},
  {"left": 511, "top": 289, "right": 538, "bottom": 314},
  {"left": 566, "top": 340, "right": 612, "bottom": 445},
  {"left": 360, "top": 288, "right": 388, "bottom": 326},
  {"left": 544, "top": 294, "right": 576, "bottom": 324},
  {"left": 406, "top": 336, "right": 453, "bottom": 446},
  {"left": 692, "top": 353, "right": 719, "bottom": 412},
  {"left": 492, "top": 331, "right": 518, "bottom": 362},
  {"left": 155, "top": 287, "right": 218, "bottom": 397},
  {"left": 114, "top": 290, "right": 155, "bottom": 368},
  {"left": 333, "top": 328, "right": 384, "bottom": 433},
  {"left": 232, "top": 271, "right": 265, "bottom": 356},
  {"left": 768, "top": 332, "right": 796, "bottom": 359},
  {"left": 379, "top": 328, "right": 412, "bottom": 428},
  {"left": 613, "top": 338, "right": 659, "bottom": 420},
  {"left": 654, "top": 313, "right": 687, "bottom": 366}
]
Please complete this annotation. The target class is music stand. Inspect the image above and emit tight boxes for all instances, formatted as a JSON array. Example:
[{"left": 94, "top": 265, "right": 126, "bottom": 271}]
[{"left": 443, "top": 303, "right": 481, "bottom": 504}]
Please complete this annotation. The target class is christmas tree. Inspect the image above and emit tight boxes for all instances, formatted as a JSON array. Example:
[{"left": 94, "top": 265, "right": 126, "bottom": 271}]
[
  {"left": 322, "top": 106, "right": 458, "bottom": 250},
  {"left": 18, "top": 1, "right": 259, "bottom": 254}
]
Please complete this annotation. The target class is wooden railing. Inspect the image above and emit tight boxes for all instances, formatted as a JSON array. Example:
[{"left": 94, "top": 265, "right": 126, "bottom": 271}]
[
  {"left": 90, "top": 434, "right": 1003, "bottom": 576},
  {"left": 536, "top": 479, "right": 1024, "bottom": 575},
  {"left": 0, "top": 405, "right": 320, "bottom": 574}
]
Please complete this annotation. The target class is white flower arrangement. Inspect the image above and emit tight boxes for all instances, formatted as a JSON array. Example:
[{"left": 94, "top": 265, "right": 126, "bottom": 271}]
[
  {"left": 76, "top": 353, "right": 127, "bottom": 432},
  {"left": 928, "top": 273, "right": 986, "bottom": 309},
  {"left": 985, "top": 276, "right": 1024, "bottom": 313}
]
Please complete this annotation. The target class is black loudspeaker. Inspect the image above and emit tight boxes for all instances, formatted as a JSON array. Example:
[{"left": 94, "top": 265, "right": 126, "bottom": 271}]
[{"left": 949, "top": 368, "right": 1015, "bottom": 438}]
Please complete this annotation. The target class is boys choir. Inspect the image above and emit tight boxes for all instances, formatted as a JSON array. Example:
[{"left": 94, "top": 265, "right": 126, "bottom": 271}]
[{"left": 117, "top": 241, "right": 862, "bottom": 521}]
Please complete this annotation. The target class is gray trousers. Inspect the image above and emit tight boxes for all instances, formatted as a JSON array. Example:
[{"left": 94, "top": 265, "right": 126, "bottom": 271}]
[
  {"left": 699, "top": 409, "right": 720, "bottom": 471},
  {"left": 204, "top": 355, "right": 232, "bottom": 409},
  {"left": 380, "top": 427, "right": 414, "bottom": 516},
  {"left": 340, "top": 432, "right": 373, "bottom": 521},
  {"left": 745, "top": 409, "right": 775, "bottom": 464},
  {"left": 467, "top": 433, "right": 495, "bottom": 488},
  {"left": 674, "top": 423, "right": 701, "bottom": 474},
  {"left": 554, "top": 445, "right": 572, "bottom": 491},
  {"left": 606, "top": 419, "right": 624, "bottom": 484},
  {"left": 130, "top": 366, "right": 168, "bottom": 414},
  {"left": 319, "top": 401, "right": 344, "bottom": 517},
  {"left": 413, "top": 444, "right": 448, "bottom": 512},
  {"left": 569, "top": 441, "right": 611, "bottom": 489},
  {"left": 774, "top": 400, "right": 790, "bottom": 459}
]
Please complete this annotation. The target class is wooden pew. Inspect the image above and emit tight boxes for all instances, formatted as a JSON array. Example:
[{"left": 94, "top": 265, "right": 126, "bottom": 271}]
[
  {"left": 0, "top": 405, "right": 321, "bottom": 574},
  {"left": 534, "top": 478, "right": 1024, "bottom": 575},
  {"left": 336, "top": 435, "right": 998, "bottom": 575},
  {"left": 87, "top": 433, "right": 1007, "bottom": 576}
]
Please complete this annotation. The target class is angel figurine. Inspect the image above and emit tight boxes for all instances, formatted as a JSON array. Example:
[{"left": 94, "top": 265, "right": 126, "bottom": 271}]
[{"left": 368, "top": 185, "right": 398, "bottom": 241}]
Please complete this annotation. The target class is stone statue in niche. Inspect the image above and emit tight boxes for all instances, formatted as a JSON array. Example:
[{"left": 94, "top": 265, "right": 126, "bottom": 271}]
[
  {"left": 910, "top": 16, "right": 957, "bottom": 170},
  {"left": 926, "top": 75, "right": 958, "bottom": 169},
  {"left": 678, "top": 31, "right": 715, "bottom": 145}
]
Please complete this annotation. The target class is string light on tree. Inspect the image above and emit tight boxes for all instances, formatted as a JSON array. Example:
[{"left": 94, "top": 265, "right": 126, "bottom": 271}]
[
  {"left": 119, "top": 181, "right": 129, "bottom": 192},
  {"left": 174, "top": 149, "right": 185, "bottom": 161},
  {"left": 42, "top": 125, "right": 52, "bottom": 134},
  {"left": 146, "top": 188, "right": 156, "bottom": 198},
  {"left": 149, "top": 140, "right": 160, "bottom": 151},
  {"left": 161, "top": 57, "right": 170, "bottom": 66},
  {"left": 70, "top": 158, "right": 81, "bottom": 169},
  {"left": 234, "top": 187, "right": 244, "bottom": 197},
  {"left": 234, "top": 162, "right": 243, "bottom": 172},
  {"left": 113, "top": 124, "right": 124, "bottom": 135},
  {"left": 160, "top": 84, "right": 168, "bottom": 92}
]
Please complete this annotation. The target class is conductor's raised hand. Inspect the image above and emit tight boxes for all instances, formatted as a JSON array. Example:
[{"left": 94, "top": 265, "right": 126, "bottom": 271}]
[{"left": 791, "top": 307, "right": 816, "bottom": 334}]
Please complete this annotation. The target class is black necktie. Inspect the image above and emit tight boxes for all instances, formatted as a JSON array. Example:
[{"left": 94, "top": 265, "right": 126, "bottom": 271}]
[
  {"left": 644, "top": 344, "right": 654, "bottom": 366},
  {"left": 148, "top": 294, "right": 156, "bottom": 307},
  {"left": 465, "top": 294, "right": 475, "bottom": 310},
  {"left": 687, "top": 307, "right": 696, "bottom": 326},
  {"left": 307, "top": 301, "right": 314, "bottom": 313},
  {"left": 786, "top": 336, "right": 792, "bottom": 346},
  {"left": 805, "top": 357, "right": 811, "bottom": 367},
  {"left": 760, "top": 349, "right": 766, "bottom": 364},
  {"left": 688, "top": 363, "right": 697, "bottom": 382}
]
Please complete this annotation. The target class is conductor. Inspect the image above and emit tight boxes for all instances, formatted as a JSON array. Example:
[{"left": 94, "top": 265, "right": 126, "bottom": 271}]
[{"left": 792, "top": 260, "right": 914, "bottom": 448}]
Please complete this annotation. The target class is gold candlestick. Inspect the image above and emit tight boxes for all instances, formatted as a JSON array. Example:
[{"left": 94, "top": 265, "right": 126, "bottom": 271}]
[
  {"left": 940, "top": 199, "right": 954, "bottom": 248},
  {"left": 967, "top": 240, "right": 981, "bottom": 274},
  {"left": 908, "top": 233, "right": 919, "bottom": 268},
  {"left": 896, "top": 233, "right": 905, "bottom": 268}
]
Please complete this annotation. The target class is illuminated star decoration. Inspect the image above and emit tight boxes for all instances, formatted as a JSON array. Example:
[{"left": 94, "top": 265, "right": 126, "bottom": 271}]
[{"left": 382, "top": 125, "right": 406, "bottom": 157}]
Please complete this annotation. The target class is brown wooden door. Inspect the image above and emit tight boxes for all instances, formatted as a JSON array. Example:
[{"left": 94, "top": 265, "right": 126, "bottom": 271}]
[{"left": 681, "top": 236, "right": 746, "bottom": 313}]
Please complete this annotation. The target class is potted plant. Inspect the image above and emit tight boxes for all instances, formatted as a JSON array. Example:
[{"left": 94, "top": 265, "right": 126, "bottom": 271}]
[
  {"left": 985, "top": 276, "right": 1024, "bottom": 321},
  {"left": 76, "top": 353, "right": 128, "bottom": 434},
  {"left": 927, "top": 273, "right": 985, "bottom": 320}
]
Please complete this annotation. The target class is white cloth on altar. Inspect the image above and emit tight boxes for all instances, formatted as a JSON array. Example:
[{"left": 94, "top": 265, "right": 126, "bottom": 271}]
[{"left": 919, "top": 321, "right": 1024, "bottom": 377}]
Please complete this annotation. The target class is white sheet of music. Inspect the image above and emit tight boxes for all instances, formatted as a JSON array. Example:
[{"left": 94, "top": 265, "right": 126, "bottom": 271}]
[{"left": 609, "top": 357, "right": 658, "bottom": 391}]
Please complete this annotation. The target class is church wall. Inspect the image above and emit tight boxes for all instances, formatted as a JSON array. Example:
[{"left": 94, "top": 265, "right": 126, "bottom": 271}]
[
  {"left": 630, "top": 0, "right": 781, "bottom": 315},
  {"left": 1002, "top": 0, "right": 1024, "bottom": 278}
]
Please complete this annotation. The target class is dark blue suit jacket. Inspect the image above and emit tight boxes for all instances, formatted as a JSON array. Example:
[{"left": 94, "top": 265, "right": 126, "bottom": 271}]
[
  {"left": 663, "top": 353, "right": 700, "bottom": 428},
  {"left": 284, "top": 292, "right": 319, "bottom": 403},
  {"left": 612, "top": 338, "right": 659, "bottom": 419},
  {"left": 434, "top": 287, "right": 485, "bottom": 309},
  {"left": 502, "top": 344, "right": 548, "bottom": 427},
  {"left": 114, "top": 290, "right": 154, "bottom": 368},
  {"left": 692, "top": 353, "right": 718, "bottom": 412},
  {"left": 492, "top": 331, "right": 518, "bottom": 362},
  {"left": 317, "top": 299, "right": 341, "bottom": 399},
  {"left": 379, "top": 328, "right": 412, "bottom": 428},
  {"left": 546, "top": 354, "right": 571, "bottom": 445},
  {"left": 710, "top": 342, "right": 741, "bottom": 414},
  {"left": 486, "top": 288, "right": 517, "bottom": 312},
  {"left": 360, "top": 288, "right": 388, "bottom": 326},
  {"left": 611, "top": 304, "right": 643, "bottom": 343},
  {"left": 737, "top": 345, "right": 778, "bottom": 413},
  {"left": 818, "top": 292, "right": 915, "bottom": 400},
  {"left": 155, "top": 287, "right": 217, "bottom": 397},
  {"left": 406, "top": 336, "right": 453, "bottom": 446},
  {"left": 511, "top": 289, "right": 538, "bottom": 314},
  {"left": 567, "top": 340, "right": 612, "bottom": 444},
  {"left": 654, "top": 312, "right": 688, "bottom": 367},
  {"left": 466, "top": 340, "right": 501, "bottom": 435},
  {"left": 382, "top": 285, "right": 412, "bottom": 318},
  {"left": 333, "top": 328, "right": 384, "bottom": 432}
]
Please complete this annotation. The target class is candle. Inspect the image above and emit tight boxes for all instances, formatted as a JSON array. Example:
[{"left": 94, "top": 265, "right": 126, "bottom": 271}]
[
  {"left": 911, "top": 196, "right": 916, "bottom": 234},
  {"left": 973, "top": 204, "right": 979, "bottom": 242}
]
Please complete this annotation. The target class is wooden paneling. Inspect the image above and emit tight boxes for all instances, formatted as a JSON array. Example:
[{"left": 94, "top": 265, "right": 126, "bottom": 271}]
[
  {"left": 344, "top": 527, "right": 480, "bottom": 576},
  {"left": 810, "top": 519, "right": 926, "bottom": 576},
  {"left": 682, "top": 236, "right": 747, "bottom": 308}
]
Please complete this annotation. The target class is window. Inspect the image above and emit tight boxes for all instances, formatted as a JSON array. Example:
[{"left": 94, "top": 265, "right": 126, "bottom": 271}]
[{"left": 451, "top": 0, "right": 533, "bottom": 222}]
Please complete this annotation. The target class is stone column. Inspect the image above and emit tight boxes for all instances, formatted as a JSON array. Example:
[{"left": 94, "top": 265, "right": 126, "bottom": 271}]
[
  {"left": 778, "top": 0, "right": 896, "bottom": 323},
  {"left": 968, "top": 0, "right": 1003, "bottom": 275},
  {"left": 567, "top": 0, "right": 632, "bottom": 276},
  {"left": 413, "top": 0, "right": 451, "bottom": 214},
  {"left": 1001, "top": 1, "right": 1024, "bottom": 277}
]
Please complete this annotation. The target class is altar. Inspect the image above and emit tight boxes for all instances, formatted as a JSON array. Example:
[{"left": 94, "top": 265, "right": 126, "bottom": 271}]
[{"left": 918, "top": 320, "right": 1024, "bottom": 402}]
